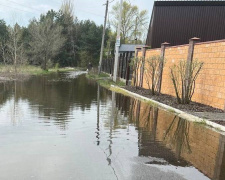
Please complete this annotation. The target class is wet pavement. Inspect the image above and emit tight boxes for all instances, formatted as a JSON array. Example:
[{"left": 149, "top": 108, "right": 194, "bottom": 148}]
[{"left": 0, "top": 72, "right": 224, "bottom": 180}]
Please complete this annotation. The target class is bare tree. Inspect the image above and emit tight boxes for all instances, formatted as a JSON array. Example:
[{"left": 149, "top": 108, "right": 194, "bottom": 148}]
[
  {"left": 111, "top": 1, "right": 148, "bottom": 43},
  {"left": 7, "top": 23, "right": 23, "bottom": 73},
  {"left": 29, "top": 17, "right": 66, "bottom": 70},
  {"left": 170, "top": 59, "right": 203, "bottom": 104},
  {"left": 130, "top": 56, "right": 144, "bottom": 89},
  {"left": 144, "top": 55, "right": 163, "bottom": 95},
  {"left": 61, "top": 0, "right": 74, "bottom": 16},
  {"left": 60, "top": 0, "right": 76, "bottom": 66}
]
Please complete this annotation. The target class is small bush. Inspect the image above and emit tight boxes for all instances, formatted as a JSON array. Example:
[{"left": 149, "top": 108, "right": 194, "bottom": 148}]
[
  {"left": 144, "top": 55, "right": 164, "bottom": 95},
  {"left": 170, "top": 59, "right": 203, "bottom": 104},
  {"left": 130, "top": 56, "right": 144, "bottom": 88},
  {"left": 55, "top": 63, "right": 60, "bottom": 70}
]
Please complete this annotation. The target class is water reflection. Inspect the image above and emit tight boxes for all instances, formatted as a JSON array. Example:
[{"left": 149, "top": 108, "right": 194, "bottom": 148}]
[
  {"left": 0, "top": 73, "right": 98, "bottom": 130},
  {"left": 0, "top": 72, "right": 225, "bottom": 180},
  {"left": 109, "top": 93, "right": 225, "bottom": 180}
]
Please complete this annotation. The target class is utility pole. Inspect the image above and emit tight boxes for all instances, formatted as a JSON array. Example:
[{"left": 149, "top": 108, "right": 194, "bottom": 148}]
[
  {"left": 98, "top": 0, "right": 109, "bottom": 74},
  {"left": 113, "top": 0, "right": 123, "bottom": 82},
  {"left": 135, "top": 17, "right": 138, "bottom": 44}
]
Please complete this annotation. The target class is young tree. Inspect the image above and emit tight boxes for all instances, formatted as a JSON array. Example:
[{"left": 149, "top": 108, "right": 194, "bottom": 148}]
[
  {"left": 170, "top": 59, "right": 204, "bottom": 104},
  {"left": 7, "top": 23, "right": 24, "bottom": 73},
  {"left": 110, "top": 1, "right": 148, "bottom": 43},
  {"left": 57, "top": 0, "right": 77, "bottom": 67},
  {"left": 144, "top": 55, "right": 163, "bottom": 95},
  {"left": 130, "top": 56, "right": 143, "bottom": 89},
  {"left": 29, "top": 16, "right": 66, "bottom": 70}
]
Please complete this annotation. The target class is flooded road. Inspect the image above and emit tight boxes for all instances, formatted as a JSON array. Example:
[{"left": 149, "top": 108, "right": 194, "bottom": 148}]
[{"left": 0, "top": 72, "right": 224, "bottom": 180}]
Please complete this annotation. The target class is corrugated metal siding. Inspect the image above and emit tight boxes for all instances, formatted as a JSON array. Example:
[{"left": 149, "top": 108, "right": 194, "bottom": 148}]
[{"left": 147, "top": 2, "right": 225, "bottom": 48}]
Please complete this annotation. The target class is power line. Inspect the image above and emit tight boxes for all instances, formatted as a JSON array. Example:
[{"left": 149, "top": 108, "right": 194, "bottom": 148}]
[
  {"left": 0, "top": 2, "right": 38, "bottom": 14},
  {"left": 76, "top": 8, "right": 104, "bottom": 17},
  {"left": 0, "top": 0, "right": 104, "bottom": 19},
  {"left": 5, "top": 0, "right": 43, "bottom": 13}
]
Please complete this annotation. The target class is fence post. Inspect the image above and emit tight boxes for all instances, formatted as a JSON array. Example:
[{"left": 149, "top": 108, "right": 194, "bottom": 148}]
[
  {"left": 139, "top": 46, "right": 150, "bottom": 87},
  {"left": 186, "top": 37, "right": 200, "bottom": 73},
  {"left": 157, "top": 42, "right": 170, "bottom": 93},
  {"left": 126, "top": 52, "right": 132, "bottom": 85},
  {"left": 133, "top": 47, "right": 142, "bottom": 86},
  {"left": 185, "top": 37, "right": 200, "bottom": 100}
]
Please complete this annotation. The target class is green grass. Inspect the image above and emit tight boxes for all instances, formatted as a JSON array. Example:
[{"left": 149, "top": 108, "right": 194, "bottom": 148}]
[
  {"left": 167, "top": 108, "right": 176, "bottom": 114},
  {"left": 194, "top": 119, "right": 207, "bottom": 126},
  {"left": 86, "top": 72, "right": 110, "bottom": 80},
  {"left": 0, "top": 65, "right": 77, "bottom": 76},
  {"left": 86, "top": 72, "right": 125, "bottom": 89}
]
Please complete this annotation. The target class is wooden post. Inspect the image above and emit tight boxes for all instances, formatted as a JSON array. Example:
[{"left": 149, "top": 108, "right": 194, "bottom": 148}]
[
  {"left": 186, "top": 37, "right": 200, "bottom": 74},
  {"left": 121, "top": 52, "right": 125, "bottom": 78},
  {"left": 185, "top": 37, "right": 200, "bottom": 102},
  {"left": 126, "top": 52, "right": 132, "bottom": 85},
  {"left": 157, "top": 42, "right": 170, "bottom": 93},
  {"left": 133, "top": 47, "right": 142, "bottom": 86}
]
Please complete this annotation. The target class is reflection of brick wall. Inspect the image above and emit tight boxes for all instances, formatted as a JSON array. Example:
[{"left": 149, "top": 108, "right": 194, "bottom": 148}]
[
  {"left": 157, "top": 110, "right": 221, "bottom": 179},
  {"left": 137, "top": 39, "right": 225, "bottom": 109},
  {"left": 134, "top": 101, "right": 224, "bottom": 179}
]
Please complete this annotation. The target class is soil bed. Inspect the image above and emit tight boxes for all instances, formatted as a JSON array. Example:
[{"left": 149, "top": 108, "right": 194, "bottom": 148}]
[{"left": 124, "top": 86, "right": 224, "bottom": 113}]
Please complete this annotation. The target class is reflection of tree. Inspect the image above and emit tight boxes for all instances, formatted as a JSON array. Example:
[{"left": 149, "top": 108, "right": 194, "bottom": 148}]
[
  {"left": 164, "top": 117, "right": 192, "bottom": 158},
  {"left": 151, "top": 107, "right": 158, "bottom": 141},
  {"left": 0, "top": 82, "right": 13, "bottom": 108},
  {"left": 0, "top": 73, "right": 99, "bottom": 130}
]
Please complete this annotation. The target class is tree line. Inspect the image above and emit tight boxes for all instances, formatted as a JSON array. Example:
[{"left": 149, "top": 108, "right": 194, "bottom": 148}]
[{"left": 0, "top": 0, "right": 148, "bottom": 70}]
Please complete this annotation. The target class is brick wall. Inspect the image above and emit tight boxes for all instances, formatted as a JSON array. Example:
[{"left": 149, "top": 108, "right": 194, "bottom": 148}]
[
  {"left": 161, "top": 45, "right": 189, "bottom": 96},
  {"left": 192, "top": 41, "right": 225, "bottom": 109},
  {"left": 142, "top": 49, "right": 161, "bottom": 90},
  {"left": 137, "top": 39, "right": 225, "bottom": 110}
]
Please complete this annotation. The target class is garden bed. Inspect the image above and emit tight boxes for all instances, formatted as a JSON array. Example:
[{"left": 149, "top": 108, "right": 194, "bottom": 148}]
[{"left": 124, "top": 86, "right": 224, "bottom": 113}]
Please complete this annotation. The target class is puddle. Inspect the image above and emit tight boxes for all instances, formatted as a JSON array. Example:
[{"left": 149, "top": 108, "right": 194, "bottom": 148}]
[{"left": 0, "top": 72, "right": 224, "bottom": 180}]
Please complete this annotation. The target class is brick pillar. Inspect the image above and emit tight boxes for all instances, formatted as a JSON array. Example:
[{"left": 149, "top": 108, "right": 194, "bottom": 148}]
[
  {"left": 186, "top": 37, "right": 200, "bottom": 71},
  {"left": 185, "top": 37, "right": 200, "bottom": 100},
  {"left": 135, "top": 47, "right": 142, "bottom": 57},
  {"left": 157, "top": 42, "right": 170, "bottom": 93},
  {"left": 139, "top": 46, "right": 150, "bottom": 87}
]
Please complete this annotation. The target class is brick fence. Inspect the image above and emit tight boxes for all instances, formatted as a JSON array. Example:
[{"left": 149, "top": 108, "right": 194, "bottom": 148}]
[{"left": 137, "top": 38, "right": 225, "bottom": 110}]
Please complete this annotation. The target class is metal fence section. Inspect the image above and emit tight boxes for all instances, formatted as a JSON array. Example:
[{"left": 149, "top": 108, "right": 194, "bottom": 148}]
[{"left": 101, "top": 51, "right": 134, "bottom": 85}]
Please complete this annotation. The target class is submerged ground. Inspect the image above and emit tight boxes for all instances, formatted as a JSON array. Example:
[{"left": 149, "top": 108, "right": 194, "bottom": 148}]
[{"left": 0, "top": 71, "right": 224, "bottom": 180}]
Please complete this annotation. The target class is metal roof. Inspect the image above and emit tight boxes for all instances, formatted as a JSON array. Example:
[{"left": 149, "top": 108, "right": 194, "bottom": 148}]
[
  {"left": 119, "top": 44, "right": 144, "bottom": 52},
  {"left": 155, "top": 1, "right": 225, "bottom": 6},
  {"left": 146, "top": 1, "right": 225, "bottom": 48}
]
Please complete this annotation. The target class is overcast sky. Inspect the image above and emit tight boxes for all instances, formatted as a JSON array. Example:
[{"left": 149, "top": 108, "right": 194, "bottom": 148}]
[{"left": 0, "top": 0, "right": 154, "bottom": 26}]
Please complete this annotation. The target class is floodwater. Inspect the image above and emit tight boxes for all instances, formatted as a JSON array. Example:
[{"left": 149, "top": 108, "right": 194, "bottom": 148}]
[{"left": 0, "top": 72, "right": 224, "bottom": 180}]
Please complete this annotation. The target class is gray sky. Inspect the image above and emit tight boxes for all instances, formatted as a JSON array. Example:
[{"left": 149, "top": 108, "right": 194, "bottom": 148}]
[{"left": 0, "top": 0, "right": 154, "bottom": 26}]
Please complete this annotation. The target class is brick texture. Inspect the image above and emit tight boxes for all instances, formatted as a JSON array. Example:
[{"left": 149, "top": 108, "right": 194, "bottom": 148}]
[
  {"left": 137, "top": 39, "right": 225, "bottom": 110},
  {"left": 133, "top": 101, "right": 224, "bottom": 179}
]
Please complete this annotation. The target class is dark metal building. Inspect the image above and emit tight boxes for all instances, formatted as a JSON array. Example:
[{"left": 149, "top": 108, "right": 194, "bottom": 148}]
[{"left": 146, "top": 0, "right": 225, "bottom": 48}]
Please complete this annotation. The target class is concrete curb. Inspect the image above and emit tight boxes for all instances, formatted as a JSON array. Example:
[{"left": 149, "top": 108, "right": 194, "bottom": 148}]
[{"left": 110, "top": 85, "right": 225, "bottom": 133}]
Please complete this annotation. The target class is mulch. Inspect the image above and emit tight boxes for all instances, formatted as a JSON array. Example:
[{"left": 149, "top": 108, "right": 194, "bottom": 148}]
[{"left": 124, "top": 86, "right": 224, "bottom": 113}]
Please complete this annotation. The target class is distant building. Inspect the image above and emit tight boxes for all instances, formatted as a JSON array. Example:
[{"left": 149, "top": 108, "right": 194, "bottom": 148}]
[
  {"left": 146, "top": 0, "right": 225, "bottom": 48},
  {"left": 119, "top": 44, "right": 143, "bottom": 54}
]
